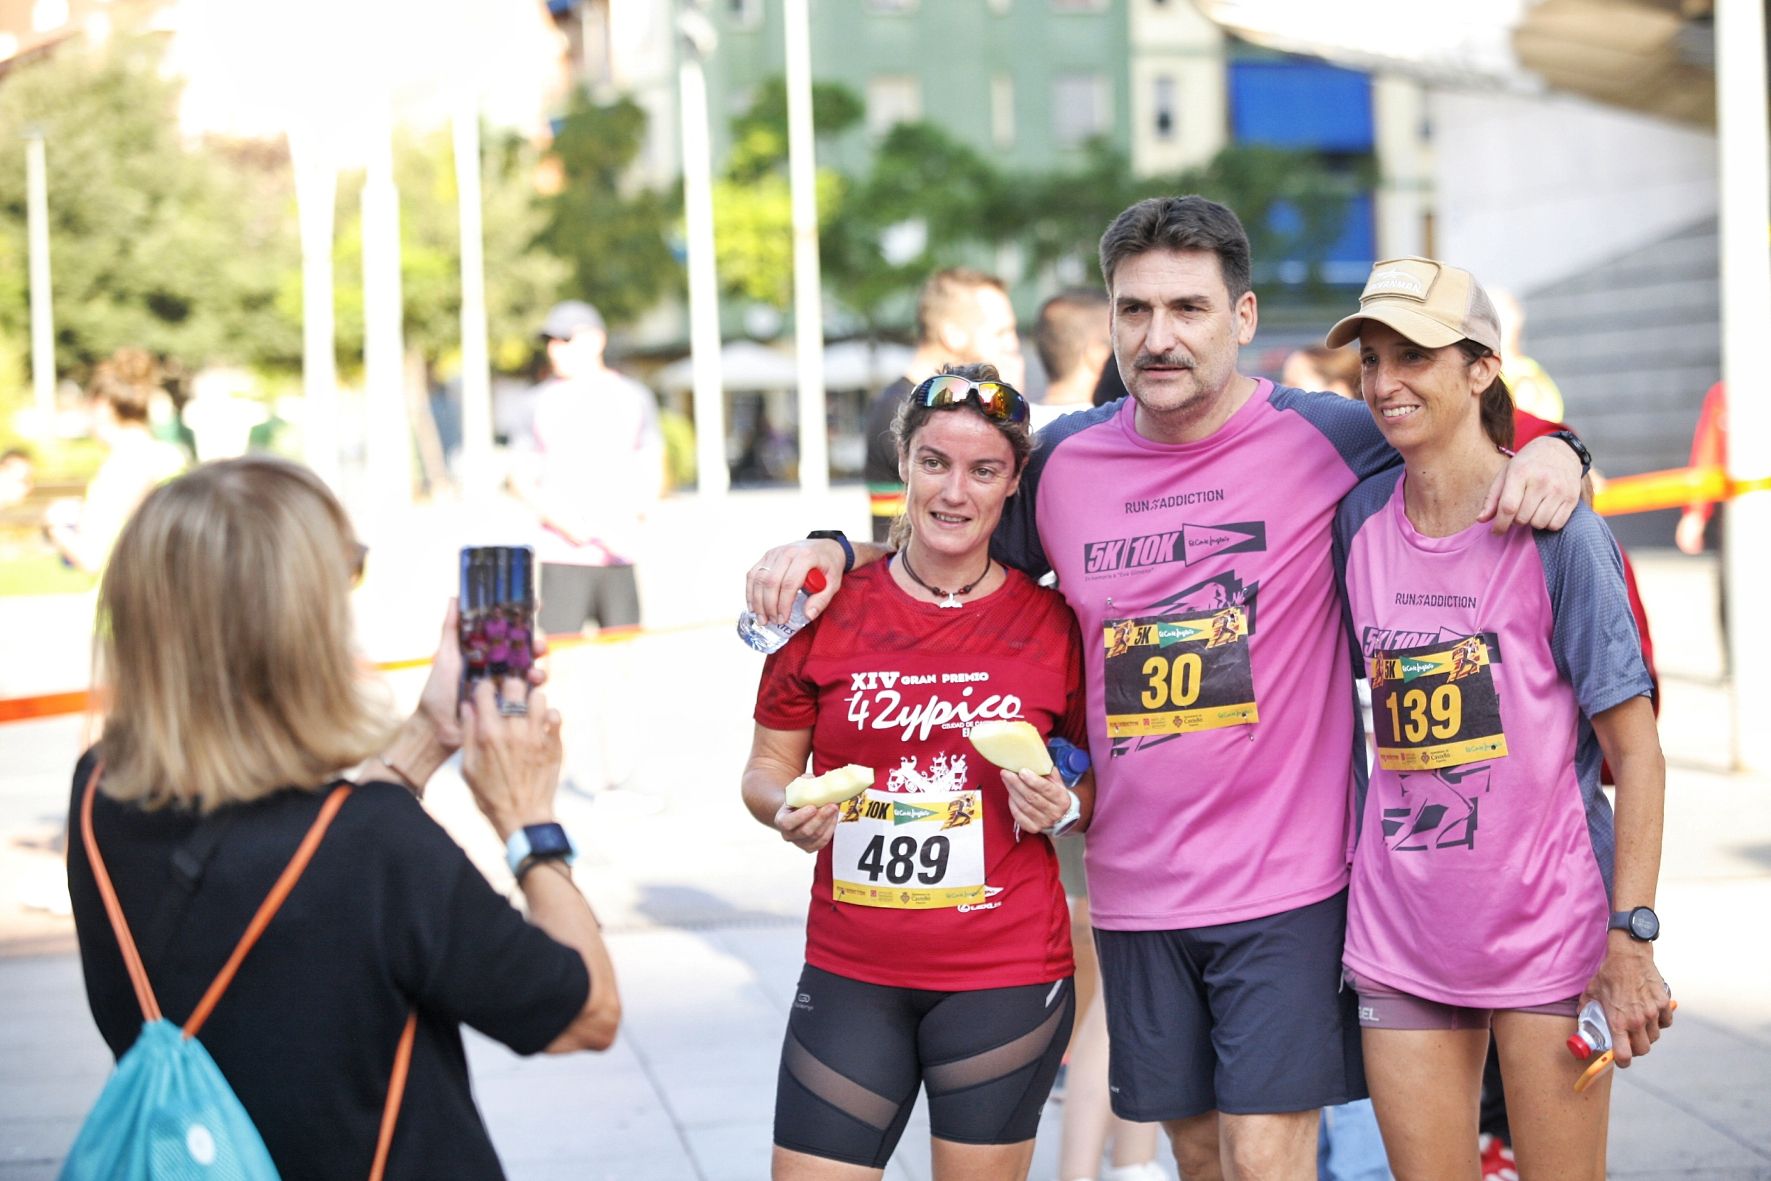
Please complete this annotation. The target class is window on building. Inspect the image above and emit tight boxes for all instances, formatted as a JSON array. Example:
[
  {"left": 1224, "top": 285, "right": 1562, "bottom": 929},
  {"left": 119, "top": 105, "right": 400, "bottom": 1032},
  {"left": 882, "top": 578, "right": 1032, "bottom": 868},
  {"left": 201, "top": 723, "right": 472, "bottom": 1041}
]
[
  {"left": 1153, "top": 75, "right": 1176, "bottom": 140},
  {"left": 867, "top": 76, "right": 923, "bottom": 137},
  {"left": 1052, "top": 0, "right": 1108, "bottom": 10},
  {"left": 1052, "top": 74, "right": 1112, "bottom": 147},
  {"left": 727, "top": 0, "right": 763, "bottom": 29},
  {"left": 866, "top": 0, "right": 919, "bottom": 12},
  {"left": 987, "top": 0, "right": 1013, "bottom": 13},
  {"left": 992, "top": 75, "right": 1016, "bottom": 149}
]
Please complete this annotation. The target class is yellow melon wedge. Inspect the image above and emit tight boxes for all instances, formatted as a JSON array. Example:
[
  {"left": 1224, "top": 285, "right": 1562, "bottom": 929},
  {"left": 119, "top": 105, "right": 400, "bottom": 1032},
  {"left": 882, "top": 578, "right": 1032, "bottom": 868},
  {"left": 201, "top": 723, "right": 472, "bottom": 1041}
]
[
  {"left": 969, "top": 720, "right": 1054, "bottom": 775},
  {"left": 785, "top": 763, "right": 875, "bottom": 808}
]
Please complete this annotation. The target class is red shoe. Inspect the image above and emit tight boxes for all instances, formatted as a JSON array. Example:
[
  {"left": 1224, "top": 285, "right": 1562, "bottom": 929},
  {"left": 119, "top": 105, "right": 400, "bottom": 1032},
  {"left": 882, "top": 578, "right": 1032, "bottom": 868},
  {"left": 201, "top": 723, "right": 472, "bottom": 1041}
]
[{"left": 1479, "top": 1134, "right": 1519, "bottom": 1181}]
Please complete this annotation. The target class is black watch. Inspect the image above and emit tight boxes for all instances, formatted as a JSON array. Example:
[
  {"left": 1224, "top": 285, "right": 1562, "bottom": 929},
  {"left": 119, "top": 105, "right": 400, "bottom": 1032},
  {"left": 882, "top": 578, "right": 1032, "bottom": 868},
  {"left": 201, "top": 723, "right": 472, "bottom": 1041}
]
[
  {"left": 1608, "top": 905, "right": 1659, "bottom": 942},
  {"left": 1548, "top": 429, "right": 1593, "bottom": 478},
  {"left": 806, "top": 529, "right": 854, "bottom": 573}
]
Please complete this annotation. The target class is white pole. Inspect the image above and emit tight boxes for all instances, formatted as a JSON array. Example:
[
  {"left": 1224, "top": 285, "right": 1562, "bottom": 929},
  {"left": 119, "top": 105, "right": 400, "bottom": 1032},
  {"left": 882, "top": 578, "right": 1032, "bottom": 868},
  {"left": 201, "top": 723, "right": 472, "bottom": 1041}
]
[
  {"left": 679, "top": 6, "right": 728, "bottom": 496},
  {"left": 290, "top": 126, "right": 341, "bottom": 486},
  {"left": 784, "top": 0, "right": 828, "bottom": 494},
  {"left": 1716, "top": 0, "right": 1771, "bottom": 771},
  {"left": 24, "top": 132, "right": 54, "bottom": 436},
  {"left": 455, "top": 101, "right": 493, "bottom": 497},
  {"left": 362, "top": 95, "right": 411, "bottom": 511}
]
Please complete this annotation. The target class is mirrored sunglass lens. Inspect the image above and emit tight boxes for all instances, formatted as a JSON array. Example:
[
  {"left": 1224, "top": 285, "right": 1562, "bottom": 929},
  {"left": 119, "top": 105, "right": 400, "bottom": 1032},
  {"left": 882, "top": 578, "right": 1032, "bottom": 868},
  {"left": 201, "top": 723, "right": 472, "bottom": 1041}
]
[
  {"left": 977, "top": 384, "right": 1026, "bottom": 422},
  {"left": 919, "top": 376, "right": 971, "bottom": 406}
]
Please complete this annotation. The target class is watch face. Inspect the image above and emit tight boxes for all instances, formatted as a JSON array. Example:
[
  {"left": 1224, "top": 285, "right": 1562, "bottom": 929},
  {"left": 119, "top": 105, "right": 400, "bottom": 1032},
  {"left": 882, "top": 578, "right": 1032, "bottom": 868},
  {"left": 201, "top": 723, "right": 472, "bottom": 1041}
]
[
  {"left": 1630, "top": 908, "right": 1659, "bottom": 940},
  {"left": 525, "top": 823, "right": 573, "bottom": 859}
]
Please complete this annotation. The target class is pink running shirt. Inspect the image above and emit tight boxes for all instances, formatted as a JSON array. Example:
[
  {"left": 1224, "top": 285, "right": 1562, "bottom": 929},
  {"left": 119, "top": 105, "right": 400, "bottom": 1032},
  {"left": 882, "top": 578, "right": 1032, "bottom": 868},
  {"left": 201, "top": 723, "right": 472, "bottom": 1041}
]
[
  {"left": 993, "top": 382, "right": 1395, "bottom": 929},
  {"left": 1333, "top": 470, "right": 1652, "bottom": 1006}
]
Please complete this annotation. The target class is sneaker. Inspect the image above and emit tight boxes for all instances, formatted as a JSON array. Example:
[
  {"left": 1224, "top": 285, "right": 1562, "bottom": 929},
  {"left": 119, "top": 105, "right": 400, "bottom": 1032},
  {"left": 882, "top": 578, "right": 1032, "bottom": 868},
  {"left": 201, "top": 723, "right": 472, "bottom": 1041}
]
[
  {"left": 1479, "top": 1133, "right": 1519, "bottom": 1181},
  {"left": 1102, "top": 1162, "right": 1165, "bottom": 1181}
]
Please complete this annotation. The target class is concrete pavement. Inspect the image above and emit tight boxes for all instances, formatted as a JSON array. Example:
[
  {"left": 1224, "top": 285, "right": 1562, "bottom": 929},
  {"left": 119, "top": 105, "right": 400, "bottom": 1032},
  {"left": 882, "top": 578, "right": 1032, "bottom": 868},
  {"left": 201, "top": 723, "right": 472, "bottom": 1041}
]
[{"left": 2, "top": 489, "right": 1768, "bottom": 1178}]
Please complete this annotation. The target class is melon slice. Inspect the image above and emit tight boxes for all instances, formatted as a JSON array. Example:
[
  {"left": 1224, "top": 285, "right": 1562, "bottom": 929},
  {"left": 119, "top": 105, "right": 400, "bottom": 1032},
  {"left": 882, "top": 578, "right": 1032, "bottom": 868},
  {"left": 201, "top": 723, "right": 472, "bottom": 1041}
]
[
  {"left": 785, "top": 763, "right": 874, "bottom": 808},
  {"left": 969, "top": 720, "right": 1054, "bottom": 775}
]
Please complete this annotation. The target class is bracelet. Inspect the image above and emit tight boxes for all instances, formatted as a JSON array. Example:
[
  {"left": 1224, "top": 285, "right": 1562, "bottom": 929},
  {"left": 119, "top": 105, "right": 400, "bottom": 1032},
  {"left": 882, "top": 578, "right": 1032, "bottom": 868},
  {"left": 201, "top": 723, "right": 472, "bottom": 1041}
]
[{"left": 376, "top": 755, "right": 424, "bottom": 798}]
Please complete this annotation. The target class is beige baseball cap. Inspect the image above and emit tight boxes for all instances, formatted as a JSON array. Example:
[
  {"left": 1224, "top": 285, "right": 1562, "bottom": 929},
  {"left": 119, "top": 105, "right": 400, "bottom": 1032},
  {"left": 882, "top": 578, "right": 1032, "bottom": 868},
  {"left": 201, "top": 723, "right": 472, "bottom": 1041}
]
[{"left": 1325, "top": 257, "right": 1502, "bottom": 354}]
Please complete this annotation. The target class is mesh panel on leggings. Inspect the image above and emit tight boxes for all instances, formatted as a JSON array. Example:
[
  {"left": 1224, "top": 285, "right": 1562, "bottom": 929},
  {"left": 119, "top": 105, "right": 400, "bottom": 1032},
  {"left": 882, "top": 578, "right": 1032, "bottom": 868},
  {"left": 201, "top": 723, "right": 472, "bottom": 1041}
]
[
  {"left": 783, "top": 1032, "right": 901, "bottom": 1129},
  {"left": 923, "top": 1003, "right": 1068, "bottom": 1093}
]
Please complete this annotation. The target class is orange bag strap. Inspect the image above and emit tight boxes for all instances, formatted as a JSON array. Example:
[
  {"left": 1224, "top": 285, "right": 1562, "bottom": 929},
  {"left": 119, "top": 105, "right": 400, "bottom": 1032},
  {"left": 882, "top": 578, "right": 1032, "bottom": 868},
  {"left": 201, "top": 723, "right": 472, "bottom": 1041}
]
[
  {"left": 80, "top": 761, "right": 162, "bottom": 1023},
  {"left": 182, "top": 784, "right": 353, "bottom": 1039},
  {"left": 369, "top": 1012, "right": 418, "bottom": 1181}
]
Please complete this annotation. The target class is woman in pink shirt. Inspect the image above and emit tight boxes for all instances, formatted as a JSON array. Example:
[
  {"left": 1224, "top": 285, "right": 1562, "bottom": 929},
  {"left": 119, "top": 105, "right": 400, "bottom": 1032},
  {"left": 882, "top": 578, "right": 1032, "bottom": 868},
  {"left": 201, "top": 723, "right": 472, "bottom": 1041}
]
[{"left": 1328, "top": 259, "right": 1672, "bottom": 1180}]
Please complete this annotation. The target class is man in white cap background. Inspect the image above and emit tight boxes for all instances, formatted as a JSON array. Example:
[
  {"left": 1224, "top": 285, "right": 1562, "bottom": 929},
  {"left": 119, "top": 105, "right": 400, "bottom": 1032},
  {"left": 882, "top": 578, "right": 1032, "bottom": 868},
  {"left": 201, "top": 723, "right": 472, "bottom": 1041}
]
[{"left": 511, "top": 299, "right": 665, "bottom": 803}]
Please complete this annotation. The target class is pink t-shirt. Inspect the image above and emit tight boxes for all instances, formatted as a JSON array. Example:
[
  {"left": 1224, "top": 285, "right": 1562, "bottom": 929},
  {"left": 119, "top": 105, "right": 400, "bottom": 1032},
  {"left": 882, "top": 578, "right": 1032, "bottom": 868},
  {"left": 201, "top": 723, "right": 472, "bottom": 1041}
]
[
  {"left": 1334, "top": 471, "right": 1652, "bottom": 1006},
  {"left": 994, "top": 382, "right": 1396, "bottom": 929}
]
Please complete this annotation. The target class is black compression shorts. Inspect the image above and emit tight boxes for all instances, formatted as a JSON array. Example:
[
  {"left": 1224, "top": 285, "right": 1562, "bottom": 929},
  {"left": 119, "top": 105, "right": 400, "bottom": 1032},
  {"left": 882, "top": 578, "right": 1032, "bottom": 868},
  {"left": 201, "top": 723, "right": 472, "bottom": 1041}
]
[{"left": 773, "top": 964, "right": 1074, "bottom": 1168}]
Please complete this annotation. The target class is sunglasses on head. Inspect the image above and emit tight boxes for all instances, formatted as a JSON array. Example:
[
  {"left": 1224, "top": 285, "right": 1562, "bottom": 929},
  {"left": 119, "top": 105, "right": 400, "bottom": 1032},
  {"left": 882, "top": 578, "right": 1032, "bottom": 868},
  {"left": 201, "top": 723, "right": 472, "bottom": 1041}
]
[{"left": 911, "top": 375, "right": 1030, "bottom": 425}]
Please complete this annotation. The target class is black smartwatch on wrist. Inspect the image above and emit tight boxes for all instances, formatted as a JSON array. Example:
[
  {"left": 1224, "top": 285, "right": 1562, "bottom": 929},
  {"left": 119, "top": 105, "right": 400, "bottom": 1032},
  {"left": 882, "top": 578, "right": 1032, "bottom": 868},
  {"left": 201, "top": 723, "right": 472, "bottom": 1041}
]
[
  {"left": 505, "top": 822, "right": 576, "bottom": 882},
  {"left": 806, "top": 529, "right": 854, "bottom": 574},
  {"left": 1608, "top": 905, "right": 1659, "bottom": 941},
  {"left": 1548, "top": 429, "right": 1593, "bottom": 478}
]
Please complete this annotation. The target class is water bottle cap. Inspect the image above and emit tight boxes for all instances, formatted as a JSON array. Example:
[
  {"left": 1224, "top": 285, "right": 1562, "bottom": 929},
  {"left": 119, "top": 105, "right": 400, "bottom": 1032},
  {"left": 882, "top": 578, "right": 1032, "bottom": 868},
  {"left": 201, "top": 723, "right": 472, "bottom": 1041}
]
[
  {"left": 1566, "top": 1033, "right": 1592, "bottom": 1060},
  {"left": 804, "top": 568, "right": 828, "bottom": 593}
]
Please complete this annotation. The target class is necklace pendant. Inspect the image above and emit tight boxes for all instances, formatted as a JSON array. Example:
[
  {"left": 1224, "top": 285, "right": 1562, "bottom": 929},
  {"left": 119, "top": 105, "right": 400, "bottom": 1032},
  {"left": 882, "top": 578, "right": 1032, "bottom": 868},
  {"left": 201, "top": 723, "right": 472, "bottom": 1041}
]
[{"left": 939, "top": 592, "right": 963, "bottom": 609}]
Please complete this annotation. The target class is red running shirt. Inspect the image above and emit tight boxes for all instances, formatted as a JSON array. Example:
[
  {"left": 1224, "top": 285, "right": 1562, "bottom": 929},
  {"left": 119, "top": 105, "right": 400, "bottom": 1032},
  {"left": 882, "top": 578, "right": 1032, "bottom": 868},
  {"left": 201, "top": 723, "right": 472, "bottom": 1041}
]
[{"left": 755, "top": 561, "right": 1085, "bottom": 990}]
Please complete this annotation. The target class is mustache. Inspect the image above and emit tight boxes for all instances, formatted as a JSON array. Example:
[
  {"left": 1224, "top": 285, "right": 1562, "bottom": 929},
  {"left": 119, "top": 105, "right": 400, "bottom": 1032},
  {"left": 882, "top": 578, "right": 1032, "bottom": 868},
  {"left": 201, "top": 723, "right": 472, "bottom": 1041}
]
[{"left": 1134, "top": 353, "right": 1196, "bottom": 371}]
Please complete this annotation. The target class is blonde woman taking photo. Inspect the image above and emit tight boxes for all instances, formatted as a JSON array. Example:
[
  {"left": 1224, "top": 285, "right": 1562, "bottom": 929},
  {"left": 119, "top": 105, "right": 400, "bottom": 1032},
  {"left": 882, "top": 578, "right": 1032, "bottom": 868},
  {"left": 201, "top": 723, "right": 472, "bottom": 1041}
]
[{"left": 65, "top": 457, "right": 618, "bottom": 1179}]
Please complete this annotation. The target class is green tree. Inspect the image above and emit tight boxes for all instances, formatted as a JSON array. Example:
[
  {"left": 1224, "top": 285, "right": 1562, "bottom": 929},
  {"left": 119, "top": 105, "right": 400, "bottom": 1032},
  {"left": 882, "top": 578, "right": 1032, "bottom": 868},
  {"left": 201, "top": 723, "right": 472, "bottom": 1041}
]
[
  {"left": 0, "top": 38, "right": 297, "bottom": 377},
  {"left": 537, "top": 94, "right": 679, "bottom": 327},
  {"left": 712, "top": 79, "right": 862, "bottom": 311}
]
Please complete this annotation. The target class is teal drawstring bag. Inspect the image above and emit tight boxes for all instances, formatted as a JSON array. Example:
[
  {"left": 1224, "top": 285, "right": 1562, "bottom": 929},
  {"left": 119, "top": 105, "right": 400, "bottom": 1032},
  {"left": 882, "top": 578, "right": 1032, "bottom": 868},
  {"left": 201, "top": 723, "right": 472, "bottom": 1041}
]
[
  {"left": 60, "top": 770, "right": 408, "bottom": 1181},
  {"left": 61, "top": 1018, "right": 281, "bottom": 1180}
]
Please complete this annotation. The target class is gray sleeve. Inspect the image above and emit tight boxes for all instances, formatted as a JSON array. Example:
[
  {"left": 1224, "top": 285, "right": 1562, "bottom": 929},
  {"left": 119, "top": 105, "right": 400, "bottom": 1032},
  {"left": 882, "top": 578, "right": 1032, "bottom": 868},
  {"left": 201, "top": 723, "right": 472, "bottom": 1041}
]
[
  {"left": 1534, "top": 507, "right": 1655, "bottom": 718},
  {"left": 1270, "top": 384, "right": 1399, "bottom": 482},
  {"left": 1332, "top": 470, "right": 1401, "bottom": 675}
]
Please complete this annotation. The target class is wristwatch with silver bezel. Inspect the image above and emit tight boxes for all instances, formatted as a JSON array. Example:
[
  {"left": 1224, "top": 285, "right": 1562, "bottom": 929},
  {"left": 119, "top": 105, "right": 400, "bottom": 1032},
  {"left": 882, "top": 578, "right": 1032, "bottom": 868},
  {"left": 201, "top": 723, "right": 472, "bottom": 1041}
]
[{"left": 1608, "top": 905, "right": 1659, "bottom": 941}]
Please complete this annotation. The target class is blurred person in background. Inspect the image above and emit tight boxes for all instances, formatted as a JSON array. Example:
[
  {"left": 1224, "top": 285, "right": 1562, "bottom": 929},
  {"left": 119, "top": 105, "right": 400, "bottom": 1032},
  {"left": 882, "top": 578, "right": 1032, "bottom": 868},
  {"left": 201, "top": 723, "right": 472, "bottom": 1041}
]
[
  {"left": 1675, "top": 381, "right": 1727, "bottom": 557},
  {"left": 510, "top": 299, "right": 665, "bottom": 808},
  {"left": 45, "top": 348, "right": 187, "bottom": 574},
  {"left": 68, "top": 456, "right": 619, "bottom": 1179},
  {"left": 0, "top": 446, "right": 33, "bottom": 508},
  {"left": 1491, "top": 288, "right": 1565, "bottom": 424},
  {"left": 1032, "top": 288, "right": 1113, "bottom": 432},
  {"left": 744, "top": 364, "right": 1088, "bottom": 1181},
  {"left": 1328, "top": 258, "right": 1669, "bottom": 1181},
  {"left": 1283, "top": 346, "right": 1362, "bottom": 401},
  {"left": 862, "top": 268, "right": 1024, "bottom": 542}
]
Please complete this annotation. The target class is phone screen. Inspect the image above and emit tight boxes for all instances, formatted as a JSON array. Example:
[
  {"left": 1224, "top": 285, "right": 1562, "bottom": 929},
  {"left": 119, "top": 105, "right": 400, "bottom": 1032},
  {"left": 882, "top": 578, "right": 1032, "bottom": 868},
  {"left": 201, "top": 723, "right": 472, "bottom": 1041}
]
[{"left": 459, "top": 546, "right": 537, "bottom": 707}]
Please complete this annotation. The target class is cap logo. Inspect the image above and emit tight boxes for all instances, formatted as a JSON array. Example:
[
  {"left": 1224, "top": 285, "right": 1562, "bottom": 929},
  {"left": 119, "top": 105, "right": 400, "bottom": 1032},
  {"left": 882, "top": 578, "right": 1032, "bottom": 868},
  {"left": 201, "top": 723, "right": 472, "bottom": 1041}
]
[{"left": 1365, "top": 269, "right": 1428, "bottom": 300}]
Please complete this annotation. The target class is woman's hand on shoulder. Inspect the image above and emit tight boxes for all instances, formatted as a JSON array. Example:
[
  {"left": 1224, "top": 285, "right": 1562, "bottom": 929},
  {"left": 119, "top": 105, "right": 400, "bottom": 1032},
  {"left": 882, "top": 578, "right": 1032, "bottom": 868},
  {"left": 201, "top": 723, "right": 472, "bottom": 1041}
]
[
  {"left": 1584, "top": 938, "right": 1674, "bottom": 1067},
  {"left": 460, "top": 678, "right": 564, "bottom": 841},
  {"left": 774, "top": 802, "right": 838, "bottom": 853}
]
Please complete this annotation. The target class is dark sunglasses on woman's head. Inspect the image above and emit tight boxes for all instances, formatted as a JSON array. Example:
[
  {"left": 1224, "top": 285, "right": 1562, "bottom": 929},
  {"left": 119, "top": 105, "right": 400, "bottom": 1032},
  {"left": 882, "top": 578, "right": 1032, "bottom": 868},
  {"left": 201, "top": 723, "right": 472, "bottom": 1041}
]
[{"left": 911, "top": 375, "right": 1030, "bottom": 424}]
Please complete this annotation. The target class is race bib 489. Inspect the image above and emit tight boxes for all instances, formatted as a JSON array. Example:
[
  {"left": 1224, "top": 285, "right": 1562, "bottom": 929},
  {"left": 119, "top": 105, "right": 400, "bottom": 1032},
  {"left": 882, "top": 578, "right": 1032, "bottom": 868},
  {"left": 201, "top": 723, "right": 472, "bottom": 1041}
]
[{"left": 832, "top": 789, "right": 986, "bottom": 909}]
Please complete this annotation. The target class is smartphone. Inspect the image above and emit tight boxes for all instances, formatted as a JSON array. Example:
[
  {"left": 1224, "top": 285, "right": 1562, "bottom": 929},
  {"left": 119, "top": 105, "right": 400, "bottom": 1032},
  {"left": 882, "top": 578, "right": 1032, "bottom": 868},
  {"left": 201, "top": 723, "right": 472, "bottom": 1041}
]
[{"left": 459, "top": 545, "right": 537, "bottom": 711}]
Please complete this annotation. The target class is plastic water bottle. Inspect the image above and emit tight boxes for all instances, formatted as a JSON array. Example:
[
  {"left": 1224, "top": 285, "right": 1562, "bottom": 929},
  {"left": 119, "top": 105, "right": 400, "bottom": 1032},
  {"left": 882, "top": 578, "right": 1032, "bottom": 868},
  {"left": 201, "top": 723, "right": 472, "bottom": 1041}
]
[
  {"left": 1047, "top": 738, "right": 1091, "bottom": 789},
  {"left": 1566, "top": 999, "right": 1611, "bottom": 1061},
  {"left": 737, "top": 567, "right": 829, "bottom": 654}
]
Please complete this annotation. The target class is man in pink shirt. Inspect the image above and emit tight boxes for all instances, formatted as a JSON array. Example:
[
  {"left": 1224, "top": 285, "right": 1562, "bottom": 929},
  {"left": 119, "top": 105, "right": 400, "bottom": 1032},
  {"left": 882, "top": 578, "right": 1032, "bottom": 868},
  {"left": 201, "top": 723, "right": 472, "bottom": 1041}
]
[{"left": 747, "top": 197, "right": 1584, "bottom": 1180}]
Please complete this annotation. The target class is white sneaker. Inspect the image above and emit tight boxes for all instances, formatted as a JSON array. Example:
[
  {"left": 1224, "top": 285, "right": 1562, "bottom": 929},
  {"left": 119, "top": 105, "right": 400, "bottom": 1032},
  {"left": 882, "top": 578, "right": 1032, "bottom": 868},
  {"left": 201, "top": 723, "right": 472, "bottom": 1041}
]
[{"left": 1102, "top": 1162, "right": 1166, "bottom": 1181}]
